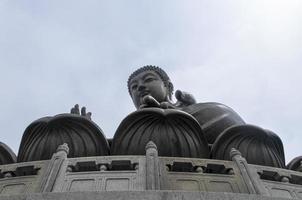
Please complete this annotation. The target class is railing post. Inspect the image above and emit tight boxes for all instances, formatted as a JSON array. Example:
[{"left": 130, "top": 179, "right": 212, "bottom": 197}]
[
  {"left": 230, "top": 148, "right": 269, "bottom": 196},
  {"left": 145, "top": 141, "right": 160, "bottom": 190},
  {"left": 38, "top": 143, "right": 69, "bottom": 192}
]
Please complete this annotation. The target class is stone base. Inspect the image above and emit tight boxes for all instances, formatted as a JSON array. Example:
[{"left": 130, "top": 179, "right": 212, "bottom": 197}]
[{"left": 0, "top": 191, "right": 294, "bottom": 200}]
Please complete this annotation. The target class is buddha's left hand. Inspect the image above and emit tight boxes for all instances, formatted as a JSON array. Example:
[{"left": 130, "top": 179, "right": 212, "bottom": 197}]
[{"left": 139, "top": 95, "right": 175, "bottom": 109}]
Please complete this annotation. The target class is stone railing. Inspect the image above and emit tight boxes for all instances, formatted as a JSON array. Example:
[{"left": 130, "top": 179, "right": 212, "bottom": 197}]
[{"left": 0, "top": 142, "right": 302, "bottom": 199}]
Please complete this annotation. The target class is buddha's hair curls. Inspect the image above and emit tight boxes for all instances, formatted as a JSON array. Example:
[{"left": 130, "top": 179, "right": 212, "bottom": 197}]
[{"left": 127, "top": 65, "right": 174, "bottom": 99}]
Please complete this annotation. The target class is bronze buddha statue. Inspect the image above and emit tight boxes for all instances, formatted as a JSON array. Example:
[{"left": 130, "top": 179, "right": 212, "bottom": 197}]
[
  {"left": 122, "top": 65, "right": 285, "bottom": 168},
  {"left": 15, "top": 65, "right": 286, "bottom": 168},
  {"left": 127, "top": 65, "right": 245, "bottom": 144}
]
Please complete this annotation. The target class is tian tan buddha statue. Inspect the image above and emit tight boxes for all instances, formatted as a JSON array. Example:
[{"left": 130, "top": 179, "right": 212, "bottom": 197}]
[
  {"left": 111, "top": 65, "right": 286, "bottom": 168},
  {"left": 16, "top": 65, "right": 287, "bottom": 169}
]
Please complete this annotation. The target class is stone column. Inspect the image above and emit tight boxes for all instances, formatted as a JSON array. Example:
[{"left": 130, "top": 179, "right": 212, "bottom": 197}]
[
  {"left": 38, "top": 143, "right": 69, "bottom": 192},
  {"left": 230, "top": 148, "right": 269, "bottom": 196},
  {"left": 145, "top": 141, "right": 160, "bottom": 190}
]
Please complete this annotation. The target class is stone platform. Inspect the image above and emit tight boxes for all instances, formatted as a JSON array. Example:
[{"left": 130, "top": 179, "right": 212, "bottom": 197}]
[
  {"left": 0, "top": 144, "right": 301, "bottom": 199},
  {"left": 0, "top": 191, "right": 294, "bottom": 200}
]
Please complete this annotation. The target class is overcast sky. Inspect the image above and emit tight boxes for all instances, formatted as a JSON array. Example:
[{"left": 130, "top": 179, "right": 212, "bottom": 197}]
[{"left": 0, "top": 0, "right": 301, "bottom": 163}]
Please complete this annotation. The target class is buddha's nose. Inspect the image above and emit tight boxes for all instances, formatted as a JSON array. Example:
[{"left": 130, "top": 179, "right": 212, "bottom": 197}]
[{"left": 138, "top": 82, "right": 146, "bottom": 91}]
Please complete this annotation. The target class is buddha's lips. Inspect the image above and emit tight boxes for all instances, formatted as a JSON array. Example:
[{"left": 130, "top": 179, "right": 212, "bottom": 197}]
[{"left": 140, "top": 91, "right": 150, "bottom": 97}]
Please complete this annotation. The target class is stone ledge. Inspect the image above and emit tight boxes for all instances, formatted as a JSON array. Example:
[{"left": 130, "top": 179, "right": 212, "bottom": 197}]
[{"left": 0, "top": 191, "right": 295, "bottom": 200}]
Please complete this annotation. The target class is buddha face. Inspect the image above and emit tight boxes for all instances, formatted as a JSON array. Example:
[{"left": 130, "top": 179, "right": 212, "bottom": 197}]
[{"left": 129, "top": 70, "right": 169, "bottom": 109}]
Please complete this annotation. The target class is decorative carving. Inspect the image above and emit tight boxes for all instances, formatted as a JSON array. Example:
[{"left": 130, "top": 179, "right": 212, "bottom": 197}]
[
  {"left": 230, "top": 148, "right": 269, "bottom": 196},
  {"left": 0, "top": 142, "right": 16, "bottom": 165},
  {"left": 56, "top": 143, "right": 69, "bottom": 155},
  {"left": 145, "top": 141, "right": 160, "bottom": 190},
  {"left": 110, "top": 108, "right": 209, "bottom": 158},
  {"left": 211, "top": 124, "right": 285, "bottom": 168},
  {"left": 18, "top": 114, "right": 109, "bottom": 162}
]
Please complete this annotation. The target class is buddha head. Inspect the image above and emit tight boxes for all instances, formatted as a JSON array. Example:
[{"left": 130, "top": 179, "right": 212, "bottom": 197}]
[{"left": 128, "top": 66, "right": 174, "bottom": 109}]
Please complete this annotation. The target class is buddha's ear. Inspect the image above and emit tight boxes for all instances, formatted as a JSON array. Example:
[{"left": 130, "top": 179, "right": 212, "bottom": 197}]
[{"left": 167, "top": 81, "right": 174, "bottom": 99}]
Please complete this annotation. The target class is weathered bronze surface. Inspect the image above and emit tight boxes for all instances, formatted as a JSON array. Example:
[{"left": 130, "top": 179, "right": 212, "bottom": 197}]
[
  {"left": 18, "top": 113, "right": 109, "bottom": 162},
  {"left": 181, "top": 102, "right": 245, "bottom": 144},
  {"left": 124, "top": 65, "right": 285, "bottom": 168},
  {"left": 211, "top": 124, "right": 285, "bottom": 168},
  {"left": 0, "top": 142, "right": 16, "bottom": 165},
  {"left": 287, "top": 156, "right": 302, "bottom": 172},
  {"left": 111, "top": 108, "right": 209, "bottom": 158}
]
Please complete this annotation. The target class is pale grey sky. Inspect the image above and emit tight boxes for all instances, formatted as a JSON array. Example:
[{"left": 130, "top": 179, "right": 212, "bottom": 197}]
[{"left": 0, "top": 0, "right": 301, "bottom": 163}]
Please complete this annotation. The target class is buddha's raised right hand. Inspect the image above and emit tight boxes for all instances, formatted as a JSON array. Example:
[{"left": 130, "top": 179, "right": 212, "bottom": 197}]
[{"left": 70, "top": 104, "right": 92, "bottom": 120}]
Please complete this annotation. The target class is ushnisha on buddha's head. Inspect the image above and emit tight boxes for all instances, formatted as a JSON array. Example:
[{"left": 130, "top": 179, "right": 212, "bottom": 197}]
[{"left": 127, "top": 66, "right": 174, "bottom": 109}]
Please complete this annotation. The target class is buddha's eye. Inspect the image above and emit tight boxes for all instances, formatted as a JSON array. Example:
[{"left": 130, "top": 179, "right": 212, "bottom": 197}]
[
  {"left": 131, "top": 84, "right": 138, "bottom": 90},
  {"left": 144, "top": 77, "right": 155, "bottom": 83}
]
